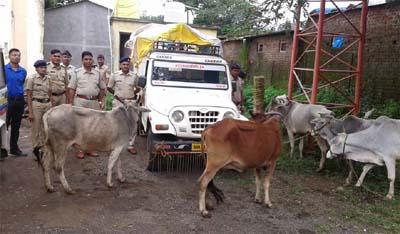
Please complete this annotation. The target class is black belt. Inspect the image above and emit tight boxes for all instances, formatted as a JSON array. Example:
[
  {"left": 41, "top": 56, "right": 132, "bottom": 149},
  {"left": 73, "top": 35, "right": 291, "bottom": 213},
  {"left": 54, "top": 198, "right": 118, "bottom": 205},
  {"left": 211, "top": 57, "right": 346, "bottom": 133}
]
[
  {"left": 77, "top": 94, "right": 98, "bottom": 100},
  {"left": 52, "top": 91, "right": 65, "bottom": 96},
  {"left": 32, "top": 98, "right": 50, "bottom": 103}
]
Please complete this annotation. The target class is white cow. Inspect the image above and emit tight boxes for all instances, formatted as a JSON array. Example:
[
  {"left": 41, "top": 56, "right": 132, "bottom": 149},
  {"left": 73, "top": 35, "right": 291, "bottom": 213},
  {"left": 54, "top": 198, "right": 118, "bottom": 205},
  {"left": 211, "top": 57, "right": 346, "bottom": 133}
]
[
  {"left": 268, "top": 95, "right": 333, "bottom": 171},
  {"left": 42, "top": 101, "right": 149, "bottom": 194},
  {"left": 325, "top": 117, "right": 400, "bottom": 199}
]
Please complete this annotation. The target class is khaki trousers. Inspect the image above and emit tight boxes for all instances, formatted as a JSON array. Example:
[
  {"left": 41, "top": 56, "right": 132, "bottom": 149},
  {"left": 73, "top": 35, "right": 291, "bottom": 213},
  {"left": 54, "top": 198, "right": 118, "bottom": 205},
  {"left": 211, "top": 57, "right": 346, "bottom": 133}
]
[
  {"left": 112, "top": 99, "right": 137, "bottom": 147},
  {"left": 51, "top": 94, "right": 66, "bottom": 106},
  {"left": 73, "top": 97, "right": 100, "bottom": 110},
  {"left": 32, "top": 101, "right": 52, "bottom": 148}
]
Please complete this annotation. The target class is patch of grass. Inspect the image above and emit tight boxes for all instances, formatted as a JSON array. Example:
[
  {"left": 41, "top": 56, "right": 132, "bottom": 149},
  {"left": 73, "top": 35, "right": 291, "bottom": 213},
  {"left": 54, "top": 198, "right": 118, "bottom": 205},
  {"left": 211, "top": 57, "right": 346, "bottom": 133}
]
[{"left": 340, "top": 199, "right": 400, "bottom": 232}]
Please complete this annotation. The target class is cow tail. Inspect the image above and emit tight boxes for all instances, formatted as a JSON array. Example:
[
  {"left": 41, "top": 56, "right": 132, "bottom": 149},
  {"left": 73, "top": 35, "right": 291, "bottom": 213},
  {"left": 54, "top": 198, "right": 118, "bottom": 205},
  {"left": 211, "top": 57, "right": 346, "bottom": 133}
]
[
  {"left": 201, "top": 130, "right": 207, "bottom": 165},
  {"left": 207, "top": 180, "right": 225, "bottom": 204}
]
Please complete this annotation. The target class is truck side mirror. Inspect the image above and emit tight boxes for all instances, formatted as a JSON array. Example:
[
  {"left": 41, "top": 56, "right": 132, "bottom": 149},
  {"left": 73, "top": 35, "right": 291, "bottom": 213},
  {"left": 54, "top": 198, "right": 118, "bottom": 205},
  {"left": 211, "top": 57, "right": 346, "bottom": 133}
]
[
  {"left": 231, "top": 81, "right": 237, "bottom": 92},
  {"left": 138, "top": 76, "right": 146, "bottom": 88}
]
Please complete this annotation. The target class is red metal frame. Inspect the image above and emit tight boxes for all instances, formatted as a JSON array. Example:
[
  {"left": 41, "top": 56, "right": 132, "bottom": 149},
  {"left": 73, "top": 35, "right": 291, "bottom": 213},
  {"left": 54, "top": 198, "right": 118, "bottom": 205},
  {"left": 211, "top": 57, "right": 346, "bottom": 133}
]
[{"left": 288, "top": 0, "right": 368, "bottom": 115}]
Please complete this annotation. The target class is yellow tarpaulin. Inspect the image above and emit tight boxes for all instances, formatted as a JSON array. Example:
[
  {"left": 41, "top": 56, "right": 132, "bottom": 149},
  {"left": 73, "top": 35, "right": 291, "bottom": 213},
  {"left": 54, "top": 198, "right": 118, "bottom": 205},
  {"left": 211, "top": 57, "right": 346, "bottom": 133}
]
[
  {"left": 126, "top": 23, "right": 219, "bottom": 66},
  {"left": 114, "top": 0, "right": 139, "bottom": 18}
]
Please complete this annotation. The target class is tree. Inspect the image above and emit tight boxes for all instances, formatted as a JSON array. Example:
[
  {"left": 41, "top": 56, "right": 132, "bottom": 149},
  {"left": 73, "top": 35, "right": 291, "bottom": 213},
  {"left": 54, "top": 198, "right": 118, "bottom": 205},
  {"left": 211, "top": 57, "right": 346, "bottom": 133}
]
[
  {"left": 178, "top": 0, "right": 267, "bottom": 36},
  {"left": 45, "top": 0, "right": 78, "bottom": 9}
]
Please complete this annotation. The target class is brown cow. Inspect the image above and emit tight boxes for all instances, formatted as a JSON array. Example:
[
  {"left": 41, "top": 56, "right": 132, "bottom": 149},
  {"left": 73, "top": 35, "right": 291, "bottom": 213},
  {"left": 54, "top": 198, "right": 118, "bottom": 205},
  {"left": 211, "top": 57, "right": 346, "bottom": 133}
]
[{"left": 198, "top": 113, "right": 282, "bottom": 218}]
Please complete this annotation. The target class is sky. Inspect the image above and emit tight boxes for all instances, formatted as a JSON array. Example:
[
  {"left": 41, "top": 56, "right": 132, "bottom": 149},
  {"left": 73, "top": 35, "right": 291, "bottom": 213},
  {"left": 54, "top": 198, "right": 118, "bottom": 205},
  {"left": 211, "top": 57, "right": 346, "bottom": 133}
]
[{"left": 92, "top": 0, "right": 387, "bottom": 20}]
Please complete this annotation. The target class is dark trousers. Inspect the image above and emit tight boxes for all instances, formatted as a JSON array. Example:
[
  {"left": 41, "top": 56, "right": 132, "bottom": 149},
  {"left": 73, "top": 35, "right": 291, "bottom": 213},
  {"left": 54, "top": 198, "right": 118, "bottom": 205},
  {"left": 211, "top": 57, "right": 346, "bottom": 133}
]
[{"left": 6, "top": 96, "right": 25, "bottom": 152}]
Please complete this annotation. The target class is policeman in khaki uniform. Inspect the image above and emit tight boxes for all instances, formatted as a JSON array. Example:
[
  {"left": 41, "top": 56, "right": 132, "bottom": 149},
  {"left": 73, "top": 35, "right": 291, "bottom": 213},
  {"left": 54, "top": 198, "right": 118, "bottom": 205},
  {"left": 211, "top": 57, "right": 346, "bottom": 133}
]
[
  {"left": 47, "top": 49, "right": 68, "bottom": 106},
  {"left": 26, "top": 60, "right": 54, "bottom": 159},
  {"left": 61, "top": 50, "right": 76, "bottom": 81},
  {"left": 95, "top": 54, "right": 111, "bottom": 85},
  {"left": 107, "top": 56, "right": 139, "bottom": 155},
  {"left": 68, "top": 51, "right": 106, "bottom": 158}
]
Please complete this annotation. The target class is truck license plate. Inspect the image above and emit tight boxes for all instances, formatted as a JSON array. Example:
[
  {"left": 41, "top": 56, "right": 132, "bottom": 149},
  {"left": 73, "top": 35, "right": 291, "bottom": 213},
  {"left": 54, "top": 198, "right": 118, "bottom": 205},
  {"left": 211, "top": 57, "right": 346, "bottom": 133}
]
[{"left": 191, "top": 143, "right": 202, "bottom": 151}]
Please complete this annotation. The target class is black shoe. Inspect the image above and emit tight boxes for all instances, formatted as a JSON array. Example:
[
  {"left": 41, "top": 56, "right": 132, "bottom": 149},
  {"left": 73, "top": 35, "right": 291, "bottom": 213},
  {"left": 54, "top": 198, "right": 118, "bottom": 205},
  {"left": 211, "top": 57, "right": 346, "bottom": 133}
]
[
  {"left": 0, "top": 148, "right": 7, "bottom": 159},
  {"left": 10, "top": 149, "right": 27, "bottom": 157}
]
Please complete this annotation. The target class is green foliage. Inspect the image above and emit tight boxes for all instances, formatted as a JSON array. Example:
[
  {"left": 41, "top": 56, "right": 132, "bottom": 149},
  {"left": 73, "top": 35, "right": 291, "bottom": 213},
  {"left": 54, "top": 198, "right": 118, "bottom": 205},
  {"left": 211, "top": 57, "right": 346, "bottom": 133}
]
[
  {"left": 179, "top": 0, "right": 267, "bottom": 36},
  {"left": 243, "top": 84, "right": 286, "bottom": 114},
  {"left": 362, "top": 98, "right": 400, "bottom": 119},
  {"left": 45, "top": 0, "right": 76, "bottom": 9}
]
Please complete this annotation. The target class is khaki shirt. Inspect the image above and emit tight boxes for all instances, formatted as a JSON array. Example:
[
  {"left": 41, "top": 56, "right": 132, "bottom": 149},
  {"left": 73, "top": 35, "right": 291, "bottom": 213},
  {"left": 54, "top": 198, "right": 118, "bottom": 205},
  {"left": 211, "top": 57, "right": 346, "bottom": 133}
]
[
  {"left": 25, "top": 73, "right": 51, "bottom": 99},
  {"left": 108, "top": 70, "right": 137, "bottom": 99},
  {"left": 47, "top": 63, "right": 68, "bottom": 94},
  {"left": 95, "top": 64, "right": 111, "bottom": 84},
  {"left": 232, "top": 77, "right": 244, "bottom": 105},
  {"left": 61, "top": 63, "right": 76, "bottom": 81},
  {"left": 68, "top": 67, "right": 106, "bottom": 96}
]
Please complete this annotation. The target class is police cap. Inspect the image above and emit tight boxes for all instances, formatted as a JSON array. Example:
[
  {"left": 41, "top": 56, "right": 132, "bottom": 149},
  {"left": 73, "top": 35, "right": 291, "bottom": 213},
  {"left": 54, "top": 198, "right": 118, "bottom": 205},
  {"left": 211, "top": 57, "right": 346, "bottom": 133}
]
[
  {"left": 34, "top": 60, "right": 47, "bottom": 68},
  {"left": 119, "top": 56, "right": 130, "bottom": 63}
]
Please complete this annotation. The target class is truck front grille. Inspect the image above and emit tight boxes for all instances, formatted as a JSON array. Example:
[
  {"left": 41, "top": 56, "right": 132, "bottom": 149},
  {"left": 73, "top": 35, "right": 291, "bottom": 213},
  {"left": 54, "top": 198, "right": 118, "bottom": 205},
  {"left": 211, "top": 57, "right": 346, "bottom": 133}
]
[{"left": 188, "top": 111, "right": 219, "bottom": 134}]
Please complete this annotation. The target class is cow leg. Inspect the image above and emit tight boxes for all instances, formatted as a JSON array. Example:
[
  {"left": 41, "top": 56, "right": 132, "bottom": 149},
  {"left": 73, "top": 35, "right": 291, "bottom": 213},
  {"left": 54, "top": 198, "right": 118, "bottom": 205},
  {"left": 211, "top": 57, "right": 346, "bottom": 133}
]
[
  {"left": 355, "top": 164, "right": 375, "bottom": 187},
  {"left": 199, "top": 168, "right": 219, "bottom": 218},
  {"left": 299, "top": 137, "right": 304, "bottom": 159},
  {"left": 42, "top": 145, "right": 55, "bottom": 193},
  {"left": 116, "top": 157, "right": 125, "bottom": 183},
  {"left": 254, "top": 168, "right": 263, "bottom": 203},
  {"left": 54, "top": 149, "right": 74, "bottom": 194},
  {"left": 107, "top": 146, "right": 124, "bottom": 188},
  {"left": 345, "top": 160, "right": 354, "bottom": 185},
  {"left": 264, "top": 162, "right": 276, "bottom": 208},
  {"left": 384, "top": 159, "right": 396, "bottom": 200},
  {"left": 315, "top": 137, "right": 328, "bottom": 172},
  {"left": 287, "top": 129, "right": 295, "bottom": 158}
]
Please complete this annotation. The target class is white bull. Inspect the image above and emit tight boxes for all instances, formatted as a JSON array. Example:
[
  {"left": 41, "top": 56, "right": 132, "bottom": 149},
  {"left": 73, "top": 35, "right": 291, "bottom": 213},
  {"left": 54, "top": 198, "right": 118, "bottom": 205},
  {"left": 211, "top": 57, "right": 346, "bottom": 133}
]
[
  {"left": 325, "top": 116, "right": 400, "bottom": 199},
  {"left": 268, "top": 95, "right": 333, "bottom": 171},
  {"left": 42, "top": 102, "right": 148, "bottom": 194}
]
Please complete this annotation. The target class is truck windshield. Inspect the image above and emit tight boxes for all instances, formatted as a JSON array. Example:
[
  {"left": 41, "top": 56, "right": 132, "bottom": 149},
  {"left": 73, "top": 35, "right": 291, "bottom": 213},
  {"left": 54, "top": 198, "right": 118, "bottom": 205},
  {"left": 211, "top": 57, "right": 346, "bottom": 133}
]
[{"left": 151, "top": 60, "right": 228, "bottom": 90}]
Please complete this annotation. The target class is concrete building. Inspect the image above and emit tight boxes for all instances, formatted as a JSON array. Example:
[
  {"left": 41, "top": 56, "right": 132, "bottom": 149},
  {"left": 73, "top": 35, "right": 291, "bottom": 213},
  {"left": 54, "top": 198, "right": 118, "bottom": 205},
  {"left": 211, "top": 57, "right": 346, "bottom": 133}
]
[
  {"left": 0, "top": 0, "right": 44, "bottom": 73},
  {"left": 44, "top": 0, "right": 111, "bottom": 68},
  {"left": 44, "top": 0, "right": 218, "bottom": 71}
]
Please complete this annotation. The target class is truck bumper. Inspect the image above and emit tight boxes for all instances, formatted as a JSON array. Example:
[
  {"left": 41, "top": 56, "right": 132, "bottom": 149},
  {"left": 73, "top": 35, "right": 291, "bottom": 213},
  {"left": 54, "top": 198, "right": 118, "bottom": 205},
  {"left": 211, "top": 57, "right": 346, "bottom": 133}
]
[{"left": 150, "top": 140, "right": 203, "bottom": 156}]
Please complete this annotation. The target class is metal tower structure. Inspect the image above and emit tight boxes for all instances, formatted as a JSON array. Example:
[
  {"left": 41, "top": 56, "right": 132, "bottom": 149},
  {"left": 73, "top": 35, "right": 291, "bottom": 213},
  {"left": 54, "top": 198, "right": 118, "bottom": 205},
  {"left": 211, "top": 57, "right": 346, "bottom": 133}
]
[{"left": 288, "top": 0, "right": 368, "bottom": 115}]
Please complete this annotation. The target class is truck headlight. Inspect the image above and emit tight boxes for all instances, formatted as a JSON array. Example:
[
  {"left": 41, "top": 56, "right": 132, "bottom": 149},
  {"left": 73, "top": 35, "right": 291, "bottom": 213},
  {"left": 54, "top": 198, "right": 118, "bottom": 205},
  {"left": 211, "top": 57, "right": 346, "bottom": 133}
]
[
  {"left": 223, "top": 111, "right": 235, "bottom": 119},
  {"left": 172, "top": 110, "right": 184, "bottom": 122}
]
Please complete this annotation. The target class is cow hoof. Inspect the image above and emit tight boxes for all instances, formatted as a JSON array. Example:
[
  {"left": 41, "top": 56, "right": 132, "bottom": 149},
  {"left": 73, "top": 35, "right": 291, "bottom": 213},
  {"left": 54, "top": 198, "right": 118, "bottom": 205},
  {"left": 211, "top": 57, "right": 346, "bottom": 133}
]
[
  {"left": 315, "top": 168, "right": 323, "bottom": 173},
  {"left": 385, "top": 194, "right": 394, "bottom": 200},
  {"left": 65, "top": 189, "right": 76, "bottom": 195},
  {"left": 254, "top": 198, "right": 263, "bottom": 204},
  {"left": 206, "top": 204, "right": 214, "bottom": 210},
  {"left": 107, "top": 183, "right": 114, "bottom": 188},
  {"left": 264, "top": 202, "right": 273, "bottom": 208},
  {"left": 118, "top": 177, "right": 126, "bottom": 183},
  {"left": 46, "top": 186, "right": 56, "bottom": 193},
  {"left": 355, "top": 183, "right": 361, "bottom": 187},
  {"left": 201, "top": 211, "right": 211, "bottom": 218}
]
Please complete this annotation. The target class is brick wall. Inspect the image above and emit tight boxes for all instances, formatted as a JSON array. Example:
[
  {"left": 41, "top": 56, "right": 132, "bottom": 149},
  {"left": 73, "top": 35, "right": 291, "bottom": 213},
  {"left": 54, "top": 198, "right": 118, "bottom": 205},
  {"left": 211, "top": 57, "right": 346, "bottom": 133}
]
[
  {"left": 222, "top": 31, "right": 293, "bottom": 88},
  {"left": 305, "top": 2, "right": 400, "bottom": 101}
]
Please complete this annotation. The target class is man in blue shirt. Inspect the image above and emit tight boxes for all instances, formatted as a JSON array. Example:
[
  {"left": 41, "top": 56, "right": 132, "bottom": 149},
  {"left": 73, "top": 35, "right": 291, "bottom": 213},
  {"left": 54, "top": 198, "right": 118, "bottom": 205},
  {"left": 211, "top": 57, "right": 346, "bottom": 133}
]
[{"left": 5, "top": 48, "right": 27, "bottom": 157}]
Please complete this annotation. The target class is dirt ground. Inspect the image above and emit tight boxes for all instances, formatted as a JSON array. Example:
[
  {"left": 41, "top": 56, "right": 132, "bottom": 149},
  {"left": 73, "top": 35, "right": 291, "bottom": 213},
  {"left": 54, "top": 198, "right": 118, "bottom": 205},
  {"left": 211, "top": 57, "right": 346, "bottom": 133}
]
[{"left": 0, "top": 121, "right": 384, "bottom": 233}]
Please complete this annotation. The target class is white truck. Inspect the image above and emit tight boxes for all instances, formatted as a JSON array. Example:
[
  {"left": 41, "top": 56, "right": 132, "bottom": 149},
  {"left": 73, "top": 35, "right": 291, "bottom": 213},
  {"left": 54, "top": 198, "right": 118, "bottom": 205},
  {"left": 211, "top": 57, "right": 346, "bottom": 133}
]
[{"left": 128, "top": 24, "right": 246, "bottom": 170}]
